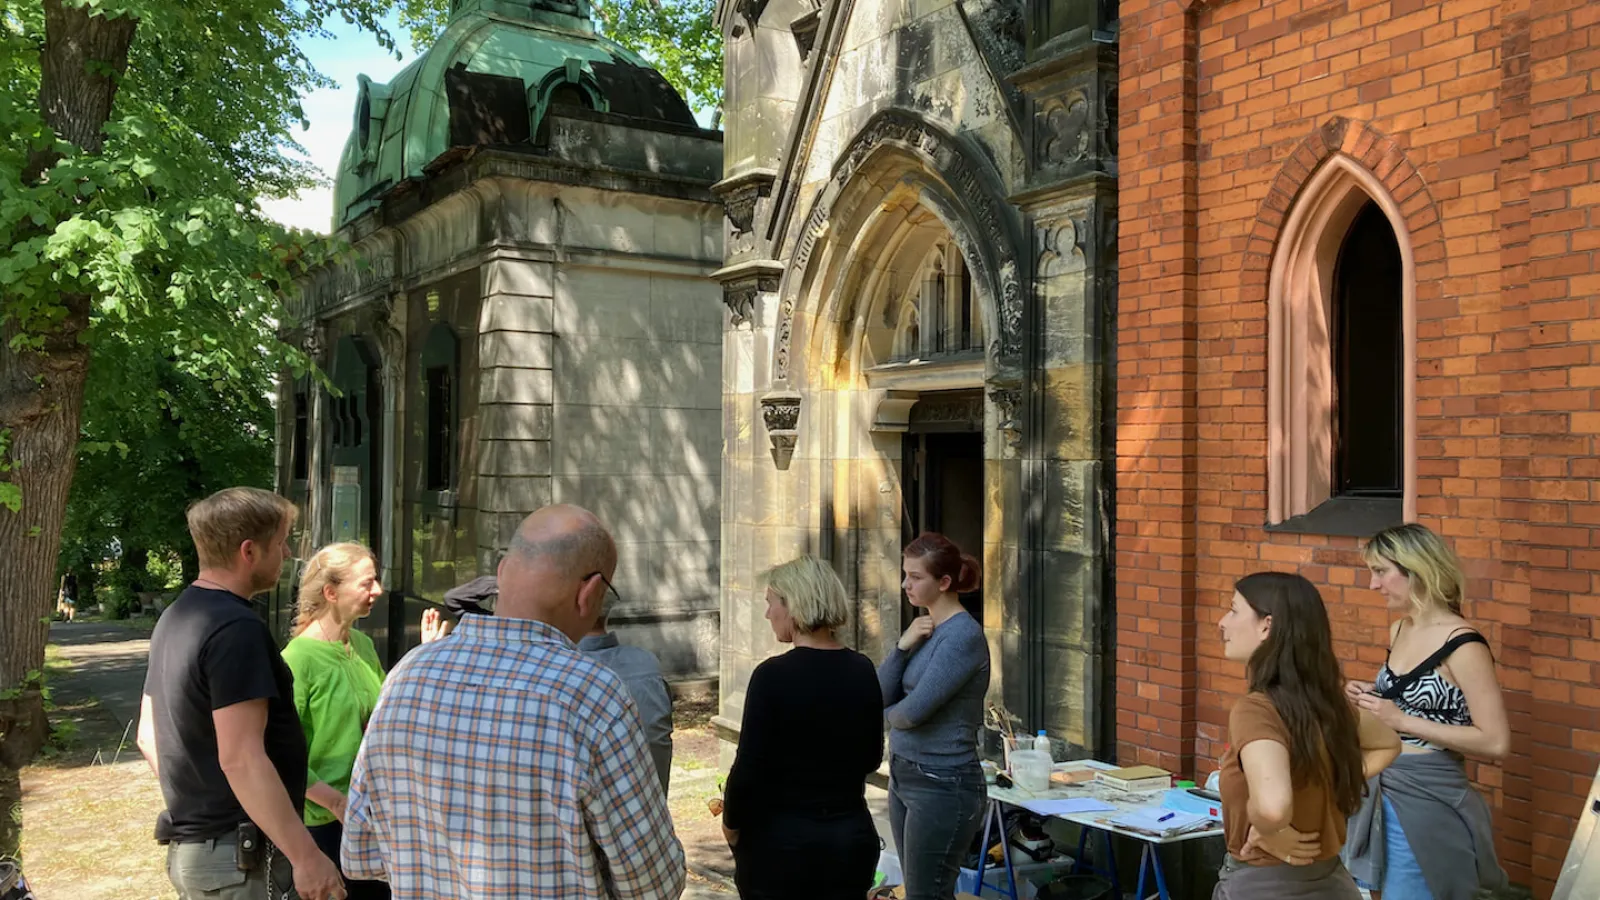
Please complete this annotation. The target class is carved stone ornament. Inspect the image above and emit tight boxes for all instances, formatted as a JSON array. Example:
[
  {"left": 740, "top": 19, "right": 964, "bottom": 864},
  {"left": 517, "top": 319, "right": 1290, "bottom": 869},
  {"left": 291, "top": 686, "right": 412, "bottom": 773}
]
[
  {"left": 736, "top": 0, "right": 770, "bottom": 29},
  {"left": 759, "top": 392, "right": 802, "bottom": 469},
  {"left": 1038, "top": 91, "right": 1091, "bottom": 167},
  {"left": 724, "top": 284, "right": 757, "bottom": 327},
  {"left": 713, "top": 170, "right": 776, "bottom": 236},
  {"left": 988, "top": 386, "right": 1022, "bottom": 456},
  {"left": 791, "top": 4, "right": 822, "bottom": 59},
  {"left": 775, "top": 110, "right": 1026, "bottom": 381},
  {"left": 300, "top": 325, "right": 326, "bottom": 361},
  {"left": 722, "top": 275, "right": 777, "bottom": 327}
]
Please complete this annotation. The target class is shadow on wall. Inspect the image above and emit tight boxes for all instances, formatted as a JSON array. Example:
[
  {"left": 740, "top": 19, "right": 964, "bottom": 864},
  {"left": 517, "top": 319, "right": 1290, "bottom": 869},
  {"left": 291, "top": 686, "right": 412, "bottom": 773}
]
[{"left": 542, "top": 262, "right": 723, "bottom": 613}]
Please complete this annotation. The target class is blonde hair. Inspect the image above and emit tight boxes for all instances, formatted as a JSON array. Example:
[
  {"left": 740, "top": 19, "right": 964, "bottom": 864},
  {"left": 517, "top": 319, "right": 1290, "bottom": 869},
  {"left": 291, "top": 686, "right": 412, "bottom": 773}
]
[
  {"left": 1363, "top": 523, "right": 1465, "bottom": 615},
  {"left": 295, "top": 542, "right": 377, "bottom": 635},
  {"left": 765, "top": 556, "right": 850, "bottom": 634},
  {"left": 187, "top": 487, "right": 296, "bottom": 569}
]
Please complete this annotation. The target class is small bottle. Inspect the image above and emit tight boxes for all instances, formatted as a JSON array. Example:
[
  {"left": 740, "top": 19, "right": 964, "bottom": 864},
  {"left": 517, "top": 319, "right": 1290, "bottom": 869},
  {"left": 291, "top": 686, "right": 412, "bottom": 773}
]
[{"left": 1034, "top": 730, "right": 1051, "bottom": 761}]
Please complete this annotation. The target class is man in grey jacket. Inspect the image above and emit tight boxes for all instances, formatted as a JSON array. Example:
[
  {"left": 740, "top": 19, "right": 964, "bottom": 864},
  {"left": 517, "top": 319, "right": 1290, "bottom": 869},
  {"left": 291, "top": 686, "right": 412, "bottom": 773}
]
[{"left": 577, "top": 590, "right": 674, "bottom": 796}]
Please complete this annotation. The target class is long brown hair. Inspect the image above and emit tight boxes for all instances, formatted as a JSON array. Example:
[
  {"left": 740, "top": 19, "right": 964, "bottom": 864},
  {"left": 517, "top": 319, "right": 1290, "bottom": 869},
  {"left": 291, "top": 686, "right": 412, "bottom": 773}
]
[{"left": 1235, "top": 572, "right": 1365, "bottom": 815}]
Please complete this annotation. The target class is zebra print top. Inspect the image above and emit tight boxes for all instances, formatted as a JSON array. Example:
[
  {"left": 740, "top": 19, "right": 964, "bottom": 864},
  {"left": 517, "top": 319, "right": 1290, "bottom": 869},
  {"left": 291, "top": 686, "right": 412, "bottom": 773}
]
[{"left": 1374, "top": 629, "right": 1490, "bottom": 751}]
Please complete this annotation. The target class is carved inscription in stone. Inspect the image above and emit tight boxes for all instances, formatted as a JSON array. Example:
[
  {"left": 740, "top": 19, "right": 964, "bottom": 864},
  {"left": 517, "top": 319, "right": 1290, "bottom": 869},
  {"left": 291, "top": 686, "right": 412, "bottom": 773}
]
[{"left": 911, "top": 394, "right": 985, "bottom": 428}]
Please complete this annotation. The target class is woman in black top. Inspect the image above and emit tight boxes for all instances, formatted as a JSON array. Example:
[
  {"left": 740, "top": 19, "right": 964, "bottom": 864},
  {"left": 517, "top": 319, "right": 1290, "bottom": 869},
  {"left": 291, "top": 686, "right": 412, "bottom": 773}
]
[{"left": 722, "top": 556, "right": 885, "bottom": 900}]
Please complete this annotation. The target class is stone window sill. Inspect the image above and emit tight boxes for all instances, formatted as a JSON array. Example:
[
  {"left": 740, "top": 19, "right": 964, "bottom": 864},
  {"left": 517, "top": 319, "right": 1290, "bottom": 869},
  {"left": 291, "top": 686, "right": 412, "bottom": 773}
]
[{"left": 1265, "top": 495, "right": 1403, "bottom": 538}]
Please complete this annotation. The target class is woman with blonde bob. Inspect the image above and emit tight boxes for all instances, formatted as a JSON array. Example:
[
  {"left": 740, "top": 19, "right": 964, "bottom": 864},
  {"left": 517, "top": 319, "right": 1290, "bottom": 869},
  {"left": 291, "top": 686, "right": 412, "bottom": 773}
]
[
  {"left": 281, "top": 542, "right": 389, "bottom": 900},
  {"left": 1342, "top": 523, "right": 1510, "bottom": 900},
  {"left": 721, "top": 556, "right": 884, "bottom": 900}
]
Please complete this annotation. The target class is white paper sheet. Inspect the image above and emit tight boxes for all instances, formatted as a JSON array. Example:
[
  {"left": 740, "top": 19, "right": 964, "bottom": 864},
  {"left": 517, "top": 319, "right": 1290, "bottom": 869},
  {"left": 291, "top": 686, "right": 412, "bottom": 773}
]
[{"left": 1017, "top": 797, "right": 1117, "bottom": 817}]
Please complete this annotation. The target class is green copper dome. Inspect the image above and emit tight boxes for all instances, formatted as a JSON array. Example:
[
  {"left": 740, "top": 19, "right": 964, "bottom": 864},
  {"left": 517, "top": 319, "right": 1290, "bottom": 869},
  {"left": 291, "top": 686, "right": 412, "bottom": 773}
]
[{"left": 332, "top": 0, "right": 697, "bottom": 227}]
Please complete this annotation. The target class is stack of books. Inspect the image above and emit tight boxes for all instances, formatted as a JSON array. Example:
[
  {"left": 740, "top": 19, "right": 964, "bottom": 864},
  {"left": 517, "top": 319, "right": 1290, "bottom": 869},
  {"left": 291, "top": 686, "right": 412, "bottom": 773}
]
[{"left": 1093, "top": 765, "right": 1173, "bottom": 794}]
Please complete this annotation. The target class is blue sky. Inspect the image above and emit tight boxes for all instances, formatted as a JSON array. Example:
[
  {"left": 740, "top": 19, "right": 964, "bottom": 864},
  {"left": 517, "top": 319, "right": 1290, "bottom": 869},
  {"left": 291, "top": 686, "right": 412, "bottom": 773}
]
[{"left": 258, "top": 13, "right": 412, "bottom": 233}]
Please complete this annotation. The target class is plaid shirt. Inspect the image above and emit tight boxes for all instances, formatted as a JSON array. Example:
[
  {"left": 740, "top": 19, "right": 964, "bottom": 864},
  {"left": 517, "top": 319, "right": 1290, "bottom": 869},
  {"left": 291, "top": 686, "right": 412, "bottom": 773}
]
[{"left": 342, "top": 615, "right": 685, "bottom": 899}]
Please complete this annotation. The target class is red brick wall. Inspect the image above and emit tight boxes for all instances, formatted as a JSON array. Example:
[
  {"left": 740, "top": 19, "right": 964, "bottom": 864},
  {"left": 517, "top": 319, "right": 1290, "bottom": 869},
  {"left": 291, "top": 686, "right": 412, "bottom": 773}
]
[{"left": 1116, "top": 0, "right": 1600, "bottom": 894}]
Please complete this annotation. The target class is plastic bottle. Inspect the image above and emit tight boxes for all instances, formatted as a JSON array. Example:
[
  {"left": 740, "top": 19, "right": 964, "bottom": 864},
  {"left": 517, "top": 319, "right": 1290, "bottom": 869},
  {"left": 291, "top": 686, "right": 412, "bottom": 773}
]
[{"left": 1034, "top": 730, "right": 1052, "bottom": 761}]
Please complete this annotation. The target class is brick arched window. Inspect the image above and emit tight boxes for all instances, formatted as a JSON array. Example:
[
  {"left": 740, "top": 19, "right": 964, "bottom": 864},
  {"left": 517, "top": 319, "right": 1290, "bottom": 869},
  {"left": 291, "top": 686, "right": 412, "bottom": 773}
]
[{"left": 1267, "top": 154, "right": 1416, "bottom": 530}]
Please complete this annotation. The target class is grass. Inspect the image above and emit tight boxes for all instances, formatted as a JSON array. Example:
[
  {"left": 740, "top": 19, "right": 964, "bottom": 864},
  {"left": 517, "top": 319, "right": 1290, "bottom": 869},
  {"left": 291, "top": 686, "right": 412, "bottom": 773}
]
[{"left": 68, "top": 611, "right": 161, "bottom": 636}]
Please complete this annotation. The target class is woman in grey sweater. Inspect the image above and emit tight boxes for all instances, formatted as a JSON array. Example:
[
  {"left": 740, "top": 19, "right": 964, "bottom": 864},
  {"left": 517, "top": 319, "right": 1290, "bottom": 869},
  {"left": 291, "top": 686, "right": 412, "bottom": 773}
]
[{"left": 878, "top": 532, "right": 991, "bottom": 900}]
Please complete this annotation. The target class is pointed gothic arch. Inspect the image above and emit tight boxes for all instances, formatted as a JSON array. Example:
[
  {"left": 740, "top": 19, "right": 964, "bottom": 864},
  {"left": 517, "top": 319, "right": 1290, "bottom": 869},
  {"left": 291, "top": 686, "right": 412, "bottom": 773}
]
[
  {"left": 1258, "top": 120, "right": 1441, "bottom": 526},
  {"left": 771, "top": 110, "right": 1026, "bottom": 387}
]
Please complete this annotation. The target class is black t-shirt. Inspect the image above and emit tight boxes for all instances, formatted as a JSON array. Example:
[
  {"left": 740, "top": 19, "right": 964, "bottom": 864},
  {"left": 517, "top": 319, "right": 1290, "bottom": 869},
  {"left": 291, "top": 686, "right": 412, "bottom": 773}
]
[
  {"left": 144, "top": 586, "right": 307, "bottom": 841},
  {"left": 721, "top": 647, "right": 884, "bottom": 832}
]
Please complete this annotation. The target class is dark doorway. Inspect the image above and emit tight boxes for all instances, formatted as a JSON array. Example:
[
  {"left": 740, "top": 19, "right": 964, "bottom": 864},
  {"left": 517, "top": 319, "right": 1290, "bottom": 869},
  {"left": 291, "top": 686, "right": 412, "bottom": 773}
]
[
  {"left": 901, "top": 400, "right": 985, "bottom": 625},
  {"left": 327, "top": 336, "right": 393, "bottom": 660},
  {"left": 1331, "top": 201, "right": 1403, "bottom": 497}
]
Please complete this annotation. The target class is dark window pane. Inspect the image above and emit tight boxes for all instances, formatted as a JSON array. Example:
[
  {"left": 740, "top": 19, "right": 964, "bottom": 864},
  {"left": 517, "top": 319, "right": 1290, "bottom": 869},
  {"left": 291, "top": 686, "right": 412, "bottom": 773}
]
[
  {"left": 425, "top": 366, "right": 454, "bottom": 491},
  {"left": 960, "top": 260, "right": 973, "bottom": 351},
  {"left": 1332, "top": 201, "right": 1404, "bottom": 496},
  {"left": 292, "top": 392, "right": 309, "bottom": 481}
]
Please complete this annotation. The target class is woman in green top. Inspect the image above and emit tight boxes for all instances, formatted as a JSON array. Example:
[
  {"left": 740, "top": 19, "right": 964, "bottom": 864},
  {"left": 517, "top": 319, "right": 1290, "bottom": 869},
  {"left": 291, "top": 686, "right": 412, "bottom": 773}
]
[{"left": 282, "top": 542, "right": 389, "bottom": 900}]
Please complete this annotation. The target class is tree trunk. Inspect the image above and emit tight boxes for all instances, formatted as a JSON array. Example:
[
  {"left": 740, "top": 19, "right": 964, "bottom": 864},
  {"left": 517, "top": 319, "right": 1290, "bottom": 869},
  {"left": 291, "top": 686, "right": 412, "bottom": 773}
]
[
  {"left": 0, "top": 297, "right": 91, "bottom": 859},
  {"left": 0, "top": 0, "right": 136, "bottom": 859}
]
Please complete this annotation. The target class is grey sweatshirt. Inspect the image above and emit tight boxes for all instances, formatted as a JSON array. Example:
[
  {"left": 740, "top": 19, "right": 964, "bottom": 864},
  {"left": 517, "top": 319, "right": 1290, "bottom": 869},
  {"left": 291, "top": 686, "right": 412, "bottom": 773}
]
[{"left": 877, "top": 610, "right": 990, "bottom": 766}]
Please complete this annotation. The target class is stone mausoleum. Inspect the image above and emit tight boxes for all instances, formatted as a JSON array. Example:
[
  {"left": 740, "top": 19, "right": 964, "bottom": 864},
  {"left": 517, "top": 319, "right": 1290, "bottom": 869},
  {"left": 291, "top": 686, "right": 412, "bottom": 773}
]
[
  {"left": 712, "top": 0, "right": 1120, "bottom": 759},
  {"left": 273, "top": 0, "right": 725, "bottom": 680}
]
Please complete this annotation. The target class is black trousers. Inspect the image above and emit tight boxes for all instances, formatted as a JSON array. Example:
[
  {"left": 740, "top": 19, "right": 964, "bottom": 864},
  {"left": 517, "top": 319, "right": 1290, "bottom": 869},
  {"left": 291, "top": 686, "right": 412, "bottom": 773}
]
[
  {"left": 308, "top": 821, "right": 391, "bottom": 900},
  {"left": 733, "top": 807, "right": 880, "bottom": 900}
]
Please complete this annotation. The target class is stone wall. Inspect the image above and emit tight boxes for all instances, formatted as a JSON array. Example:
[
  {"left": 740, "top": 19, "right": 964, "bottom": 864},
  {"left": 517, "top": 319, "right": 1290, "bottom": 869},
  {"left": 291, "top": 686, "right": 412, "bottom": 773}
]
[
  {"left": 716, "top": 0, "right": 1118, "bottom": 755},
  {"left": 285, "top": 145, "right": 724, "bottom": 680}
]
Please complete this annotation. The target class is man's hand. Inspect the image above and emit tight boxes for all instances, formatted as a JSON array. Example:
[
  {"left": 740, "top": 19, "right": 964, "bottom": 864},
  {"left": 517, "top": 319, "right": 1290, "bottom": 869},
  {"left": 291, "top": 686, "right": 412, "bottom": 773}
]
[
  {"left": 420, "top": 608, "right": 453, "bottom": 644},
  {"left": 722, "top": 824, "right": 739, "bottom": 849},
  {"left": 291, "top": 850, "right": 346, "bottom": 900},
  {"left": 897, "top": 616, "right": 935, "bottom": 652},
  {"left": 1243, "top": 824, "right": 1320, "bottom": 865}
]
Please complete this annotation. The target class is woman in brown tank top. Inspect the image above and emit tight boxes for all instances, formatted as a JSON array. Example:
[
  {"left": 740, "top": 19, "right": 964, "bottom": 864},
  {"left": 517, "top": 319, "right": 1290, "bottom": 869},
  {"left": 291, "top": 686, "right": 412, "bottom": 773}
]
[{"left": 1213, "top": 572, "right": 1402, "bottom": 899}]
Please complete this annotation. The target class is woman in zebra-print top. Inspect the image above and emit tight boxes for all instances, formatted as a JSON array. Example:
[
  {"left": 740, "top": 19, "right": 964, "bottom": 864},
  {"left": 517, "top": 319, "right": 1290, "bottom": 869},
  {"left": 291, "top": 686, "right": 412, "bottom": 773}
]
[{"left": 1341, "top": 523, "right": 1510, "bottom": 900}]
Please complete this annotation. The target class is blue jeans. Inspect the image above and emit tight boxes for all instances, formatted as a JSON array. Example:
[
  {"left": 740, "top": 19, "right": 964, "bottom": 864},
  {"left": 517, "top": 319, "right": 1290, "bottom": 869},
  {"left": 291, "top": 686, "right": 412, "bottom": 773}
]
[
  {"left": 1354, "top": 795, "right": 1431, "bottom": 899},
  {"left": 888, "top": 755, "right": 985, "bottom": 900},
  {"left": 1378, "top": 795, "right": 1431, "bottom": 899}
]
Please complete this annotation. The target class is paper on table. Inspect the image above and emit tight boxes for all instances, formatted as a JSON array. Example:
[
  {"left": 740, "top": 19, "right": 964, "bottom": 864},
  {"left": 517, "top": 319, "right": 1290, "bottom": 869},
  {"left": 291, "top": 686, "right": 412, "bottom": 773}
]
[
  {"left": 1108, "top": 808, "right": 1210, "bottom": 833},
  {"left": 1018, "top": 798, "right": 1117, "bottom": 817}
]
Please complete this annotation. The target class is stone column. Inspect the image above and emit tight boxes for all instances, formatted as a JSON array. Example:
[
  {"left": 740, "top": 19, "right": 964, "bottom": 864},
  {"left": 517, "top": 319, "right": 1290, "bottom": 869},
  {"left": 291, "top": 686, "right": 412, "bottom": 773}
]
[
  {"left": 1011, "top": 14, "right": 1117, "bottom": 758},
  {"left": 475, "top": 257, "right": 556, "bottom": 570},
  {"left": 373, "top": 295, "right": 408, "bottom": 589},
  {"left": 304, "top": 324, "right": 331, "bottom": 549}
]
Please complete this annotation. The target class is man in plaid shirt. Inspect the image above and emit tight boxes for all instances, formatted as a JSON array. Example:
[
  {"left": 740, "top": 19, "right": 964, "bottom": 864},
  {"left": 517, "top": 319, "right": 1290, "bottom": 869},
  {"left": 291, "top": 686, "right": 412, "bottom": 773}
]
[{"left": 342, "top": 505, "right": 686, "bottom": 898}]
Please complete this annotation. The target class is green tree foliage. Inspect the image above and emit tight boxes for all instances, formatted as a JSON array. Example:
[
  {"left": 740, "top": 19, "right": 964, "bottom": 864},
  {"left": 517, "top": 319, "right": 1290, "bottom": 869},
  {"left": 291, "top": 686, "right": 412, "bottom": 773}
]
[
  {"left": 397, "top": 0, "right": 723, "bottom": 117},
  {"left": 0, "top": 0, "right": 398, "bottom": 858},
  {"left": 59, "top": 332, "right": 277, "bottom": 615}
]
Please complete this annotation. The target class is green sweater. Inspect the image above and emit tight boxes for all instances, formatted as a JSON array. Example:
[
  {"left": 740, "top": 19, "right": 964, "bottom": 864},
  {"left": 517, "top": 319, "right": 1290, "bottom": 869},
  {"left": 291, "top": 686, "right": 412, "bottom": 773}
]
[{"left": 282, "top": 628, "right": 386, "bottom": 827}]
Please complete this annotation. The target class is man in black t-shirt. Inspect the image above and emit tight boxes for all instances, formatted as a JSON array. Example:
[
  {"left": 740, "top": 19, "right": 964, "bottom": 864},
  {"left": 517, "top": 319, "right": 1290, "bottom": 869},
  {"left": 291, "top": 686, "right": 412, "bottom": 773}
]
[{"left": 136, "top": 488, "right": 345, "bottom": 900}]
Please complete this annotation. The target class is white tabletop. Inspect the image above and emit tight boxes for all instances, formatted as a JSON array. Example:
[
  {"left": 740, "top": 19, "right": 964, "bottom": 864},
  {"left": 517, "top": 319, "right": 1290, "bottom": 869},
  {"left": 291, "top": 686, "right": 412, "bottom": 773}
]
[{"left": 987, "top": 762, "right": 1224, "bottom": 846}]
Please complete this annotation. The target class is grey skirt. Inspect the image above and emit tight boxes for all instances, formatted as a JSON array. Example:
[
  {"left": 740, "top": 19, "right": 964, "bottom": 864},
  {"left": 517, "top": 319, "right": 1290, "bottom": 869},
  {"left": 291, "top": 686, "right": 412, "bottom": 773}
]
[{"left": 1213, "top": 854, "right": 1363, "bottom": 900}]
